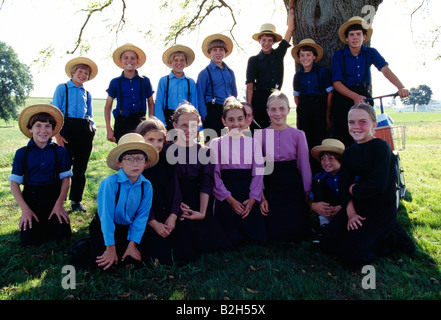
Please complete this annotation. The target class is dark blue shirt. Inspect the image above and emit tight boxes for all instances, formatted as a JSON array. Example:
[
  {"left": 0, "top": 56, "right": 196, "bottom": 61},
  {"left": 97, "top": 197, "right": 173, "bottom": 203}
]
[
  {"left": 196, "top": 61, "right": 237, "bottom": 120},
  {"left": 9, "top": 139, "right": 72, "bottom": 186},
  {"left": 106, "top": 71, "right": 154, "bottom": 119},
  {"left": 293, "top": 64, "right": 333, "bottom": 97},
  {"left": 332, "top": 45, "right": 388, "bottom": 87},
  {"left": 310, "top": 170, "right": 340, "bottom": 204}
]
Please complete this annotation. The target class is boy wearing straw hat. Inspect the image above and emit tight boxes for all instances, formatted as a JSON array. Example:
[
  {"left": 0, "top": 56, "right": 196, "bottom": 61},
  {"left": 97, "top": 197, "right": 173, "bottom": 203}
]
[
  {"left": 292, "top": 39, "right": 333, "bottom": 174},
  {"left": 88, "top": 133, "right": 158, "bottom": 270},
  {"left": 155, "top": 44, "right": 198, "bottom": 131},
  {"left": 104, "top": 43, "right": 155, "bottom": 143},
  {"left": 52, "top": 56, "right": 98, "bottom": 212},
  {"left": 197, "top": 34, "right": 237, "bottom": 140},
  {"left": 9, "top": 104, "right": 73, "bottom": 247},
  {"left": 309, "top": 138, "right": 344, "bottom": 242},
  {"left": 331, "top": 16, "right": 408, "bottom": 147},
  {"left": 245, "top": 4, "right": 294, "bottom": 131}
]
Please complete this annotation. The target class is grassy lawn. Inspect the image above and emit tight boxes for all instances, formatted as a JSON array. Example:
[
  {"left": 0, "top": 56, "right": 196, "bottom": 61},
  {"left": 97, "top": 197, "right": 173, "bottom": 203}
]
[{"left": 0, "top": 98, "right": 440, "bottom": 303}]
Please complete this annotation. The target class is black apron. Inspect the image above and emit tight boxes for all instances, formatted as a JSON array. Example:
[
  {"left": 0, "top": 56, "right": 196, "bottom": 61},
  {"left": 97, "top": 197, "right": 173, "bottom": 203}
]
[
  {"left": 215, "top": 169, "right": 267, "bottom": 247},
  {"left": 263, "top": 160, "right": 310, "bottom": 242}
]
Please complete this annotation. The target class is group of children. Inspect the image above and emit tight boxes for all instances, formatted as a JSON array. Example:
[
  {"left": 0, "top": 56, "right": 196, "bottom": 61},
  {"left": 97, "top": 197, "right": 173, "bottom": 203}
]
[{"left": 9, "top": 13, "right": 415, "bottom": 270}]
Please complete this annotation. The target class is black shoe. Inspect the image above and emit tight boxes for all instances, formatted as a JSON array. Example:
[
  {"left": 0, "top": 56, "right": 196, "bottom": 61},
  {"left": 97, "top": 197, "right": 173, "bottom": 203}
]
[
  {"left": 72, "top": 202, "right": 87, "bottom": 212},
  {"left": 312, "top": 224, "right": 328, "bottom": 244}
]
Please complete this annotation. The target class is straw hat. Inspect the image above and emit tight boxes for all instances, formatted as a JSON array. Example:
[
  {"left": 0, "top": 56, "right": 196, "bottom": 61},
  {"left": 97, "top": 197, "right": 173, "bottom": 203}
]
[
  {"left": 112, "top": 43, "right": 147, "bottom": 69},
  {"left": 338, "top": 16, "right": 373, "bottom": 44},
  {"left": 65, "top": 57, "right": 98, "bottom": 80},
  {"left": 19, "top": 104, "right": 64, "bottom": 139},
  {"left": 162, "top": 44, "right": 195, "bottom": 68},
  {"left": 252, "top": 23, "right": 283, "bottom": 42},
  {"left": 291, "top": 39, "right": 324, "bottom": 63},
  {"left": 106, "top": 133, "right": 159, "bottom": 170},
  {"left": 311, "top": 139, "right": 345, "bottom": 162},
  {"left": 201, "top": 34, "right": 233, "bottom": 59}
]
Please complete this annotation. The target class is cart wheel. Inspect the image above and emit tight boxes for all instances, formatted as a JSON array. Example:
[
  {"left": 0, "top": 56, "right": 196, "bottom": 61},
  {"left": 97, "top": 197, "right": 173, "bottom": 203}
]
[{"left": 394, "top": 152, "right": 406, "bottom": 209}]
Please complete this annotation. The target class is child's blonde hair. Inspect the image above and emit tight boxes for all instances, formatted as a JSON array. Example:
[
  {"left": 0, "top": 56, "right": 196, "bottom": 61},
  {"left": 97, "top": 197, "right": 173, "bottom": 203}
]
[
  {"left": 266, "top": 89, "right": 290, "bottom": 109},
  {"left": 222, "top": 96, "right": 246, "bottom": 119},
  {"left": 171, "top": 103, "right": 201, "bottom": 125},
  {"left": 71, "top": 64, "right": 92, "bottom": 78},
  {"left": 135, "top": 117, "right": 167, "bottom": 138}
]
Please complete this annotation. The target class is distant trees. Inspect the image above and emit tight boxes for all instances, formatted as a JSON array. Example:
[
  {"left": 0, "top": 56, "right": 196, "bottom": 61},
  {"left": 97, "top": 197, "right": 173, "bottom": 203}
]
[
  {"left": 401, "top": 84, "right": 433, "bottom": 111},
  {"left": 0, "top": 41, "right": 34, "bottom": 122}
]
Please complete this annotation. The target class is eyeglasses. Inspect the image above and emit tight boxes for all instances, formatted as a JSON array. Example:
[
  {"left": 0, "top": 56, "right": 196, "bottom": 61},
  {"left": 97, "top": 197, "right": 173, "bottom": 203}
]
[{"left": 122, "top": 155, "right": 146, "bottom": 165}]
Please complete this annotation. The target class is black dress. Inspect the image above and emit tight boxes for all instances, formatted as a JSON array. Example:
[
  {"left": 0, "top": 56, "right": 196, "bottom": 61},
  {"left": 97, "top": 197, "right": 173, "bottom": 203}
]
[
  {"left": 171, "top": 143, "right": 233, "bottom": 255},
  {"left": 320, "top": 138, "right": 414, "bottom": 268}
]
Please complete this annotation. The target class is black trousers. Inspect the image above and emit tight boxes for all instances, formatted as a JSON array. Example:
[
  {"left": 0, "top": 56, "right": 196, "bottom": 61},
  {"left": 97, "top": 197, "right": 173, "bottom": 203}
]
[
  {"left": 20, "top": 183, "right": 71, "bottom": 246},
  {"left": 202, "top": 102, "right": 224, "bottom": 143},
  {"left": 250, "top": 89, "right": 272, "bottom": 131},
  {"left": 114, "top": 113, "right": 146, "bottom": 142},
  {"left": 60, "top": 118, "right": 95, "bottom": 203}
]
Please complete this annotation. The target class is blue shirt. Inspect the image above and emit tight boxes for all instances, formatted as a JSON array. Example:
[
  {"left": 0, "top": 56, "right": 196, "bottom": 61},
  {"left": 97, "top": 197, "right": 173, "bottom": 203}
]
[
  {"left": 332, "top": 45, "right": 388, "bottom": 86},
  {"left": 97, "top": 169, "right": 153, "bottom": 246},
  {"left": 196, "top": 61, "right": 237, "bottom": 120},
  {"left": 52, "top": 79, "right": 94, "bottom": 126},
  {"left": 106, "top": 71, "right": 154, "bottom": 119},
  {"left": 154, "top": 72, "right": 198, "bottom": 126},
  {"left": 9, "top": 138, "right": 73, "bottom": 186},
  {"left": 310, "top": 170, "right": 340, "bottom": 201},
  {"left": 293, "top": 64, "right": 333, "bottom": 97}
]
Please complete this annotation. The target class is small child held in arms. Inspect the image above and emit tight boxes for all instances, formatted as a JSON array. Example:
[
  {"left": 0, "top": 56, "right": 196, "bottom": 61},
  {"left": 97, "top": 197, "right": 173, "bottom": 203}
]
[
  {"left": 88, "top": 133, "right": 158, "bottom": 270},
  {"left": 9, "top": 104, "right": 72, "bottom": 247}
]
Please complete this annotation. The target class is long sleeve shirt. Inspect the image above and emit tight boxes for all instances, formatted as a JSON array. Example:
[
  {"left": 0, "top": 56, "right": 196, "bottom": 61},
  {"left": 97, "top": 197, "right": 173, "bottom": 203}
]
[
  {"left": 209, "top": 135, "right": 265, "bottom": 202},
  {"left": 154, "top": 72, "right": 198, "bottom": 126},
  {"left": 52, "top": 79, "right": 94, "bottom": 126},
  {"left": 196, "top": 60, "right": 237, "bottom": 120},
  {"left": 97, "top": 169, "right": 153, "bottom": 246},
  {"left": 254, "top": 127, "right": 312, "bottom": 195}
]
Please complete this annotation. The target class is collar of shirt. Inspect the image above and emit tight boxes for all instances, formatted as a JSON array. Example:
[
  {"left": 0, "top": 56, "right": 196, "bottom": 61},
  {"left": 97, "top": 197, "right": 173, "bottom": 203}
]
[
  {"left": 257, "top": 50, "right": 274, "bottom": 60},
  {"left": 298, "top": 63, "right": 319, "bottom": 74},
  {"left": 28, "top": 137, "right": 56, "bottom": 150},
  {"left": 118, "top": 70, "right": 141, "bottom": 80},
  {"left": 208, "top": 60, "right": 229, "bottom": 71},
  {"left": 67, "top": 79, "right": 84, "bottom": 90},
  {"left": 168, "top": 71, "right": 188, "bottom": 80},
  {"left": 116, "top": 167, "right": 148, "bottom": 185},
  {"left": 342, "top": 44, "right": 368, "bottom": 57}
]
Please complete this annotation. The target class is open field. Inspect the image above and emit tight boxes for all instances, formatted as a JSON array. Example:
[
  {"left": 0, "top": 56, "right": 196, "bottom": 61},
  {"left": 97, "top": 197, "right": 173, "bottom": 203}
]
[{"left": 0, "top": 98, "right": 440, "bottom": 303}]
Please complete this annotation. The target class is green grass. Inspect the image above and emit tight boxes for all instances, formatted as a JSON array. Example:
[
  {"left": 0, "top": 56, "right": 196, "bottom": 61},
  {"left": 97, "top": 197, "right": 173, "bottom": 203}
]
[{"left": 0, "top": 99, "right": 440, "bottom": 301}]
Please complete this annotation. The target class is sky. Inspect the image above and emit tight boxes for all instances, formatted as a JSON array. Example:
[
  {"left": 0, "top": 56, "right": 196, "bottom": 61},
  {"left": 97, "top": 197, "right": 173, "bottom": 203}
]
[{"left": 0, "top": 0, "right": 440, "bottom": 103}]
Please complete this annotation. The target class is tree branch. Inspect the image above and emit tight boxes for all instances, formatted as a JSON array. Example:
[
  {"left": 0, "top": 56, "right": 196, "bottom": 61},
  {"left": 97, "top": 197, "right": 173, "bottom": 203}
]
[{"left": 69, "top": 0, "right": 115, "bottom": 54}]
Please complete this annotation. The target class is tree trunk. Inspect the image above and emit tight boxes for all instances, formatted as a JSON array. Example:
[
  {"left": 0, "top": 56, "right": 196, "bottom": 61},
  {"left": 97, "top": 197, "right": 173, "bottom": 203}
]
[{"left": 285, "top": 0, "right": 383, "bottom": 73}]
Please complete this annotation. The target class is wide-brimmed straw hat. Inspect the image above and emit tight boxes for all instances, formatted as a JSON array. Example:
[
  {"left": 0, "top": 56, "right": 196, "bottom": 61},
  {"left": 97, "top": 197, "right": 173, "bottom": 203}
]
[
  {"left": 338, "top": 16, "right": 373, "bottom": 44},
  {"left": 311, "top": 139, "right": 345, "bottom": 162},
  {"left": 162, "top": 44, "right": 195, "bottom": 68},
  {"left": 201, "top": 34, "right": 233, "bottom": 59},
  {"left": 112, "top": 43, "right": 147, "bottom": 69},
  {"left": 252, "top": 23, "right": 283, "bottom": 42},
  {"left": 106, "top": 133, "right": 159, "bottom": 170},
  {"left": 291, "top": 38, "right": 324, "bottom": 63},
  {"left": 18, "top": 104, "right": 64, "bottom": 138},
  {"left": 65, "top": 57, "right": 98, "bottom": 80}
]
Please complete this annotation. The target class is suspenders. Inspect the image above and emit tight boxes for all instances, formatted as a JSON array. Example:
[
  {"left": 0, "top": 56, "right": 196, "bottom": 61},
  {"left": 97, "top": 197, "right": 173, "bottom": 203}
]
[
  {"left": 118, "top": 76, "right": 144, "bottom": 115},
  {"left": 23, "top": 144, "right": 59, "bottom": 186},
  {"left": 64, "top": 83, "right": 90, "bottom": 119},
  {"left": 341, "top": 48, "right": 370, "bottom": 87},
  {"left": 205, "top": 66, "right": 234, "bottom": 105},
  {"left": 114, "top": 181, "right": 145, "bottom": 219},
  {"left": 164, "top": 75, "right": 190, "bottom": 112}
]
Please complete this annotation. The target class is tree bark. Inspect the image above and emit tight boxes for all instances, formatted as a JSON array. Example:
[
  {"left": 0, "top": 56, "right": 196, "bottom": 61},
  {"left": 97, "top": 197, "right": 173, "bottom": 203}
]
[{"left": 285, "top": 0, "right": 383, "bottom": 73}]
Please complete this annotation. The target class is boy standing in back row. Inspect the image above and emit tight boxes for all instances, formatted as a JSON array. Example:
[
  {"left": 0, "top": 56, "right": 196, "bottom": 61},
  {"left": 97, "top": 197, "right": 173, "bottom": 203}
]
[
  {"left": 331, "top": 16, "right": 409, "bottom": 147},
  {"left": 246, "top": 2, "right": 295, "bottom": 131},
  {"left": 104, "top": 43, "right": 155, "bottom": 143}
]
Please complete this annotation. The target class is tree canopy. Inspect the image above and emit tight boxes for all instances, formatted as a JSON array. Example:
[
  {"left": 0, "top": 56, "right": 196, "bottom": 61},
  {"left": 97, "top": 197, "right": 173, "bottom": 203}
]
[
  {"left": 401, "top": 84, "right": 433, "bottom": 111},
  {"left": 0, "top": 41, "right": 34, "bottom": 122}
]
